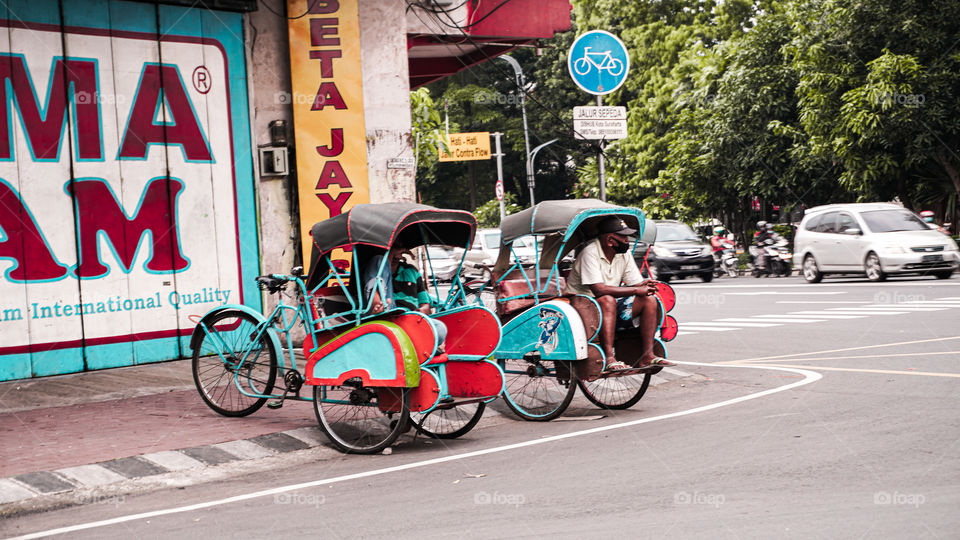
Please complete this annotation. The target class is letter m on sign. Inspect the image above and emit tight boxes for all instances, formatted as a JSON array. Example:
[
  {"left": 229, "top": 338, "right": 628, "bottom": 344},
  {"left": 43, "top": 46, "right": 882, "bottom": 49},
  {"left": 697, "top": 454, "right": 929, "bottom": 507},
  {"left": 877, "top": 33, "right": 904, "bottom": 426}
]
[{"left": 69, "top": 178, "right": 190, "bottom": 278}]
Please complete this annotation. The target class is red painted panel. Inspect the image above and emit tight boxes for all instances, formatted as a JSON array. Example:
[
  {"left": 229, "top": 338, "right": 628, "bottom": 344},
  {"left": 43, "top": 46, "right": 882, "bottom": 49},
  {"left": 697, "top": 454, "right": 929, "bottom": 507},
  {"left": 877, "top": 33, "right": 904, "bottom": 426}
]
[
  {"left": 445, "top": 360, "right": 502, "bottom": 398},
  {"left": 384, "top": 313, "right": 439, "bottom": 363},
  {"left": 433, "top": 307, "right": 500, "bottom": 357}
]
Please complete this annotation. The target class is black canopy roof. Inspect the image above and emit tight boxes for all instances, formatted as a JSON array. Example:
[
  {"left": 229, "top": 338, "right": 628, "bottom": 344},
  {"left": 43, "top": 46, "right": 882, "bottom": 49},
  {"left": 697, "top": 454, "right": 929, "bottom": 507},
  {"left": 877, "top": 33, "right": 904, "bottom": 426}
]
[
  {"left": 500, "top": 199, "right": 640, "bottom": 244},
  {"left": 309, "top": 202, "right": 476, "bottom": 254}
]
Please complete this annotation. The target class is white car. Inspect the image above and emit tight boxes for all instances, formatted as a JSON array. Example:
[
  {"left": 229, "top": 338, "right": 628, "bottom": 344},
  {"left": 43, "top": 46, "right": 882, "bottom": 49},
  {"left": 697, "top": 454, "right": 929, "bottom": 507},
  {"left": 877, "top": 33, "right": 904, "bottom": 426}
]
[
  {"left": 794, "top": 203, "right": 959, "bottom": 283},
  {"left": 465, "top": 228, "right": 537, "bottom": 267}
]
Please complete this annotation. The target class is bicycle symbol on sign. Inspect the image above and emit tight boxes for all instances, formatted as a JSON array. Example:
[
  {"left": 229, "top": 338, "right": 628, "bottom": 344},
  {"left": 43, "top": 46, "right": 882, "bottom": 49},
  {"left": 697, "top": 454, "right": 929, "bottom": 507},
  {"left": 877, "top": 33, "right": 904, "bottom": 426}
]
[{"left": 572, "top": 47, "right": 625, "bottom": 77}]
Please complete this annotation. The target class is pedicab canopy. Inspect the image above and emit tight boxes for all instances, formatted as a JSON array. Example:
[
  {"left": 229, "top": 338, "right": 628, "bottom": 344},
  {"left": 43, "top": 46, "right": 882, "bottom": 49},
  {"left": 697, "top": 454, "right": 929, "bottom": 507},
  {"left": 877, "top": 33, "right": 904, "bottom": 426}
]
[
  {"left": 496, "top": 199, "right": 645, "bottom": 271},
  {"left": 306, "top": 203, "right": 476, "bottom": 287}
]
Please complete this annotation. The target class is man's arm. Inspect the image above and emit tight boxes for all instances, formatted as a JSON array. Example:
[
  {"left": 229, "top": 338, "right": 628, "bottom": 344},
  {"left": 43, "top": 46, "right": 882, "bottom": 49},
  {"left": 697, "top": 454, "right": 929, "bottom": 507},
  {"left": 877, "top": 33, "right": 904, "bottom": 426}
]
[{"left": 589, "top": 282, "right": 655, "bottom": 298}]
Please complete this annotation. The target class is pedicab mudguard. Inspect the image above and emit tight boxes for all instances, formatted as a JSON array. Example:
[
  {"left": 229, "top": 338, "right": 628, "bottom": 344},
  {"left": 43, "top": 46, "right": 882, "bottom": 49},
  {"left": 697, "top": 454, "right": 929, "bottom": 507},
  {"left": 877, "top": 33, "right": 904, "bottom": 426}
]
[
  {"left": 444, "top": 359, "right": 505, "bottom": 398},
  {"left": 432, "top": 305, "right": 502, "bottom": 359},
  {"left": 188, "top": 304, "right": 283, "bottom": 357},
  {"left": 495, "top": 300, "right": 587, "bottom": 361},
  {"left": 304, "top": 321, "right": 421, "bottom": 388}
]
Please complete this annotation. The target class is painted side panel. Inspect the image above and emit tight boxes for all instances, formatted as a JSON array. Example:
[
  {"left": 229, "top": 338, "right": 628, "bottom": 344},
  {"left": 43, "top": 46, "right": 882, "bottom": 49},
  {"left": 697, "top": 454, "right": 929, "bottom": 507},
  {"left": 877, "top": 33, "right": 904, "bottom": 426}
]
[{"left": 495, "top": 300, "right": 587, "bottom": 360}]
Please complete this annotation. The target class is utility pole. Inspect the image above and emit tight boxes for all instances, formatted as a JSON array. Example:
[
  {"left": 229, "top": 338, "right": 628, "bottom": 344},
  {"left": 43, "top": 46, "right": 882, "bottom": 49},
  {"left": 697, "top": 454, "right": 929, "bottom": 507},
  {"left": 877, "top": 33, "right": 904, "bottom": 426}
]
[
  {"left": 499, "top": 55, "right": 533, "bottom": 205},
  {"left": 527, "top": 139, "right": 558, "bottom": 206},
  {"left": 492, "top": 132, "right": 506, "bottom": 221}
]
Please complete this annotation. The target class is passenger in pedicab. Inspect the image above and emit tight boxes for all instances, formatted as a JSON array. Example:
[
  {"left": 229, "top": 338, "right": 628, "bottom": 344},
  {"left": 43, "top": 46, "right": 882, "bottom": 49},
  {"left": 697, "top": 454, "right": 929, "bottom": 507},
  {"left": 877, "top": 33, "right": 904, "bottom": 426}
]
[
  {"left": 564, "top": 216, "right": 675, "bottom": 371},
  {"left": 361, "top": 239, "right": 448, "bottom": 345}
]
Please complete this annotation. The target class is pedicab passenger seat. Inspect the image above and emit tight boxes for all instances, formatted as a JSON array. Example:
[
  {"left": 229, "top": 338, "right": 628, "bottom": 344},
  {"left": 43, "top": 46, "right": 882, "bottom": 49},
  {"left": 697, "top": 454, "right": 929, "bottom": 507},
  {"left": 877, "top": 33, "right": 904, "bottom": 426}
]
[
  {"left": 495, "top": 268, "right": 566, "bottom": 317},
  {"left": 306, "top": 285, "right": 354, "bottom": 330}
]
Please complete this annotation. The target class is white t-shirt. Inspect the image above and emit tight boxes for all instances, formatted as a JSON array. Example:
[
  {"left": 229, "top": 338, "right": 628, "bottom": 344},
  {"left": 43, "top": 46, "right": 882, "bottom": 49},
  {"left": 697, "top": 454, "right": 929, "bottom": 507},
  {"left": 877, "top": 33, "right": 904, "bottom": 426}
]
[{"left": 564, "top": 239, "right": 644, "bottom": 297}]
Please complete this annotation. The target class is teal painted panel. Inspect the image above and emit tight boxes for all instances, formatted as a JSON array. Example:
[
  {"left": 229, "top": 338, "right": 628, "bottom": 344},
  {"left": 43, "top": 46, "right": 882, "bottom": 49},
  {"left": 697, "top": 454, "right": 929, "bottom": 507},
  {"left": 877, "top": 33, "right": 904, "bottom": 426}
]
[
  {"left": 86, "top": 341, "right": 133, "bottom": 370},
  {"left": 31, "top": 347, "right": 83, "bottom": 377},
  {"left": 496, "top": 304, "right": 579, "bottom": 360},
  {"left": 0, "top": 353, "right": 31, "bottom": 380},
  {"left": 310, "top": 332, "right": 399, "bottom": 382}
]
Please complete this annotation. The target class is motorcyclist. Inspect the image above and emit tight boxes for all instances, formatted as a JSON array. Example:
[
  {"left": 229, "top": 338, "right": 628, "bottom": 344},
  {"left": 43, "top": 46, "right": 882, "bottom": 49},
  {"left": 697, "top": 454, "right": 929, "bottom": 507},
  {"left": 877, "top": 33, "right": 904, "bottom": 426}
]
[
  {"left": 920, "top": 210, "right": 949, "bottom": 234},
  {"left": 753, "top": 221, "right": 771, "bottom": 270},
  {"left": 710, "top": 226, "right": 729, "bottom": 254}
]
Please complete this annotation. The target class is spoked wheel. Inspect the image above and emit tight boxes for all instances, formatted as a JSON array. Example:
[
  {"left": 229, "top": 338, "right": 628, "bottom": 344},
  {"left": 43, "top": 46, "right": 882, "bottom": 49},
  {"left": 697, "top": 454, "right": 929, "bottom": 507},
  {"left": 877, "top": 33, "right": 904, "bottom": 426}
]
[
  {"left": 499, "top": 357, "right": 577, "bottom": 421},
  {"left": 578, "top": 372, "right": 652, "bottom": 410},
  {"left": 312, "top": 381, "right": 410, "bottom": 454},
  {"left": 410, "top": 401, "right": 486, "bottom": 439},
  {"left": 192, "top": 310, "right": 277, "bottom": 417},
  {"left": 865, "top": 252, "right": 887, "bottom": 282}
]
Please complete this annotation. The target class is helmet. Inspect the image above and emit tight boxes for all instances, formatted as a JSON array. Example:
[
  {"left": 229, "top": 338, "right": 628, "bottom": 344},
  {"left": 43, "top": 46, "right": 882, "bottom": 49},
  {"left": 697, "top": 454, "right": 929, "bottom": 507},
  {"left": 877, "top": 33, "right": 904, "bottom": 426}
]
[
  {"left": 920, "top": 210, "right": 935, "bottom": 223},
  {"left": 765, "top": 222, "right": 774, "bottom": 231},
  {"left": 757, "top": 220, "right": 767, "bottom": 229},
  {"left": 713, "top": 226, "right": 725, "bottom": 235}
]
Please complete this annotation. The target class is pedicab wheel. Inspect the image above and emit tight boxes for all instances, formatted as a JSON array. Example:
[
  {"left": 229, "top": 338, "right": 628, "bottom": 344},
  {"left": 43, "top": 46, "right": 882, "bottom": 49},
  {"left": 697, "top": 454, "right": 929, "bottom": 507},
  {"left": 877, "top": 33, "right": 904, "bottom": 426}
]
[
  {"left": 578, "top": 373, "right": 652, "bottom": 410},
  {"left": 191, "top": 310, "right": 277, "bottom": 417},
  {"left": 499, "top": 357, "right": 577, "bottom": 421},
  {"left": 410, "top": 401, "right": 486, "bottom": 439},
  {"left": 313, "top": 381, "right": 410, "bottom": 454}
]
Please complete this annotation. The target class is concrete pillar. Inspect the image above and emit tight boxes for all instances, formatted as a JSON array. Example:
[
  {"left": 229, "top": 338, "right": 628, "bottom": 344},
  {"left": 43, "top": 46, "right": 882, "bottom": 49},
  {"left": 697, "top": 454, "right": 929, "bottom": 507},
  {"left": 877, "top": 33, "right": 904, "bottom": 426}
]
[{"left": 358, "top": 0, "right": 416, "bottom": 204}]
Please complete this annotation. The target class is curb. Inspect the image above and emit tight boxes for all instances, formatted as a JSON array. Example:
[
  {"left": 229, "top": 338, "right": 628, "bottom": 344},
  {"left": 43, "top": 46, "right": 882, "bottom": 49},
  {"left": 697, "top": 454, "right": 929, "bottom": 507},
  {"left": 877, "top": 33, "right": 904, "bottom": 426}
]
[{"left": 0, "top": 367, "right": 695, "bottom": 513}]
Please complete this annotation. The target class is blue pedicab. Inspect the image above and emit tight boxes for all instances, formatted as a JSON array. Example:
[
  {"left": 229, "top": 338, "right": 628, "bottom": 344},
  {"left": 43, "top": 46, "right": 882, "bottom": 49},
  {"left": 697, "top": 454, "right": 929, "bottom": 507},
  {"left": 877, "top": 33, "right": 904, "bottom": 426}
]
[
  {"left": 190, "top": 203, "right": 504, "bottom": 454},
  {"left": 488, "top": 199, "right": 678, "bottom": 421}
]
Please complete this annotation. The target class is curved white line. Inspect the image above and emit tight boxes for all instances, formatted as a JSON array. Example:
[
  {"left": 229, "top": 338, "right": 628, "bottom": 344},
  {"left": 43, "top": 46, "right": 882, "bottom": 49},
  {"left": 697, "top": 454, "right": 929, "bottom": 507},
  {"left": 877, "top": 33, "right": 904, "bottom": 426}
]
[{"left": 10, "top": 362, "right": 822, "bottom": 540}]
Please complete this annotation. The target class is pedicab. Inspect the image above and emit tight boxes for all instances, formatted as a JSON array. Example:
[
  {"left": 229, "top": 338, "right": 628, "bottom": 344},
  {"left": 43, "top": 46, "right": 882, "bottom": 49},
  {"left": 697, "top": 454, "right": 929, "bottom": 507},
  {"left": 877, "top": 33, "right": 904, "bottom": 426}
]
[
  {"left": 488, "top": 199, "right": 679, "bottom": 421},
  {"left": 189, "top": 203, "right": 504, "bottom": 454}
]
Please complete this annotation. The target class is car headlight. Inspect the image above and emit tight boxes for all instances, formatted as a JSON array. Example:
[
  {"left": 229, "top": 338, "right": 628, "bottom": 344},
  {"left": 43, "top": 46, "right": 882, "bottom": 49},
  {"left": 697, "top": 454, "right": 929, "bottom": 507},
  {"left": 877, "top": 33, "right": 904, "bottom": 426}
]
[
  {"left": 945, "top": 239, "right": 959, "bottom": 251},
  {"left": 701, "top": 246, "right": 712, "bottom": 256},
  {"left": 880, "top": 245, "right": 906, "bottom": 254},
  {"left": 652, "top": 245, "right": 674, "bottom": 257}
]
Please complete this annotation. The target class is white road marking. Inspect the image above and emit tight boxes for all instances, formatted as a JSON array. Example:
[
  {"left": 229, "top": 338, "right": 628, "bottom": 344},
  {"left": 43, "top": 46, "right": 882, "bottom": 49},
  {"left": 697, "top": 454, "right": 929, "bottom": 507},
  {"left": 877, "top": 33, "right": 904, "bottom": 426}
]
[
  {"left": 679, "top": 326, "right": 738, "bottom": 332},
  {"left": 739, "top": 317, "right": 823, "bottom": 323},
  {"left": 9, "top": 364, "right": 823, "bottom": 540},
  {"left": 775, "top": 301, "right": 870, "bottom": 304},
  {"left": 777, "top": 314, "right": 867, "bottom": 319},
  {"left": 725, "top": 291, "right": 846, "bottom": 296},
  {"left": 852, "top": 306, "right": 946, "bottom": 312},
  {"left": 793, "top": 310, "right": 907, "bottom": 316},
  {"left": 676, "top": 331, "right": 699, "bottom": 336},
  {"left": 682, "top": 321, "right": 781, "bottom": 328},
  {"left": 726, "top": 335, "right": 960, "bottom": 363}
]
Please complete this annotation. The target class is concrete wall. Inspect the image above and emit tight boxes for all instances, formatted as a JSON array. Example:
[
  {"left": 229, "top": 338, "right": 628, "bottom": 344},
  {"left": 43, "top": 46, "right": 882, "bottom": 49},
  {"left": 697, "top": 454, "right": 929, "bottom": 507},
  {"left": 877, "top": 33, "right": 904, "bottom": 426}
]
[{"left": 359, "top": 0, "right": 416, "bottom": 204}]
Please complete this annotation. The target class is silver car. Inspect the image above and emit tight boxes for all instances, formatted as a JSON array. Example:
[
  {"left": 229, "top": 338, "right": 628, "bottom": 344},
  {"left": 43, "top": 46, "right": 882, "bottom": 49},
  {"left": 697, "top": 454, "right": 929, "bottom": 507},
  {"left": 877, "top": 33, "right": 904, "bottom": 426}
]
[{"left": 794, "top": 203, "right": 959, "bottom": 283}]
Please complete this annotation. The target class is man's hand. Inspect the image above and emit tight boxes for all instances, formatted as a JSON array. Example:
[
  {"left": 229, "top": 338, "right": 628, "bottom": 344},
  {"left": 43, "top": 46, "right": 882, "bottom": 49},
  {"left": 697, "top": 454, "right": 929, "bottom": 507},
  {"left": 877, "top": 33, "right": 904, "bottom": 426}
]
[
  {"left": 636, "top": 280, "right": 658, "bottom": 296},
  {"left": 371, "top": 291, "right": 385, "bottom": 313}
]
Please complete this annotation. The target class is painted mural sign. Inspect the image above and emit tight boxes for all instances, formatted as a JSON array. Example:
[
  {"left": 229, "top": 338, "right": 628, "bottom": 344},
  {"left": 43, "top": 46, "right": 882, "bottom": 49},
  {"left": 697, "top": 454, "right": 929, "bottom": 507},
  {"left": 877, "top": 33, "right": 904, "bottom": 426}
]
[
  {"left": 287, "top": 0, "right": 369, "bottom": 271},
  {"left": 0, "top": 2, "right": 257, "bottom": 381}
]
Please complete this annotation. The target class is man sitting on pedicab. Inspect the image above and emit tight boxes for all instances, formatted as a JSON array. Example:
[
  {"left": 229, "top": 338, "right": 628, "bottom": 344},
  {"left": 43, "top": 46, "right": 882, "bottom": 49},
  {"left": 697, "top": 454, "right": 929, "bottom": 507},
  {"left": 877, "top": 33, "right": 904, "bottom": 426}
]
[
  {"left": 564, "top": 216, "right": 674, "bottom": 371},
  {"left": 362, "top": 241, "right": 448, "bottom": 345}
]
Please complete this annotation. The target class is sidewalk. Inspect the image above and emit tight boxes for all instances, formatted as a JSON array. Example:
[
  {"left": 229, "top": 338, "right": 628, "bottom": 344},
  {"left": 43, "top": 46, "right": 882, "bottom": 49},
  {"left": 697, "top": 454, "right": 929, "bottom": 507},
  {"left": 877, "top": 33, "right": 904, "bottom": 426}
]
[{"left": 0, "top": 359, "right": 696, "bottom": 514}]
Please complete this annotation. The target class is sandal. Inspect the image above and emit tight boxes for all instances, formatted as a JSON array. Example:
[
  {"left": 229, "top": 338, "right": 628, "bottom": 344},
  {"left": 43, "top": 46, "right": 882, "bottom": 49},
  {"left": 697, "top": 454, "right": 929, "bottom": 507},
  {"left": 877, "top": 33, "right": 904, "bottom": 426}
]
[
  {"left": 604, "top": 359, "right": 632, "bottom": 371},
  {"left": 638, "top": 357, "right": 675, "bottom": 368}
]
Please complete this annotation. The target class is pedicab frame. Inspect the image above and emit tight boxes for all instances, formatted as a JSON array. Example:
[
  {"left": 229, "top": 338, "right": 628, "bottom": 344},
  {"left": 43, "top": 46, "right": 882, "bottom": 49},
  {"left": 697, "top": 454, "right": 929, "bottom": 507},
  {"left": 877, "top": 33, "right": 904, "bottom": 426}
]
[
  {"left": 190, "top": 203, "right": 504, "bottom": 454},
  {"left": 489, "top": 199, "right": 676, "bottom": 421}
]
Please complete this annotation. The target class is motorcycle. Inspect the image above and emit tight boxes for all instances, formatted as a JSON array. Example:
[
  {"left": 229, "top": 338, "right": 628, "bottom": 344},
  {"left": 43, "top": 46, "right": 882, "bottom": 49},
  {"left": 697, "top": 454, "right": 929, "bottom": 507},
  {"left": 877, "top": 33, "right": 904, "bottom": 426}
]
[
  {"left": 751, "top": 238, "right": 792, "bottom": 277},
  {"left": 713, "top": 240, "right": 739, "bottom": 278}
]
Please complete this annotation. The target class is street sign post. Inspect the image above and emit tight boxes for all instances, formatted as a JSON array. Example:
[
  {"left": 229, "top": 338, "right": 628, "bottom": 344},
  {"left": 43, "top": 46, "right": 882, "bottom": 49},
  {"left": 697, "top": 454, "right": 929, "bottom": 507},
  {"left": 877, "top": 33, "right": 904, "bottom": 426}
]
[
  {"left": 567, "top": 30, "right": 630, "bottom": 96},
  {"left": 573, "top": 105, "right": 627, "bottom": 140},
  {"left": 568, "top": 30, "right": 630, "bottom": 201}
]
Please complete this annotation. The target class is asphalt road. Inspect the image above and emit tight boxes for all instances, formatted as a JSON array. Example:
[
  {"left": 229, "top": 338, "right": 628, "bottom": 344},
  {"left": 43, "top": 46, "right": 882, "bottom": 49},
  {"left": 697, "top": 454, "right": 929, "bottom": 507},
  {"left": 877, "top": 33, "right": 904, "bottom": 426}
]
[{"left": 5, "top": 274, "right": 960, "bottom": 539}]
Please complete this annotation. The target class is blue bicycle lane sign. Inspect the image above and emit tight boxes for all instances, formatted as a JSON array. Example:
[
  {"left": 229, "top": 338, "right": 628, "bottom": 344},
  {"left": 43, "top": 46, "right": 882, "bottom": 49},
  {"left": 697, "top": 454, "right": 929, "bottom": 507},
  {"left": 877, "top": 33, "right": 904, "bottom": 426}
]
[{"left": 567, "top": 30, "right": 630, "bottom": 95}]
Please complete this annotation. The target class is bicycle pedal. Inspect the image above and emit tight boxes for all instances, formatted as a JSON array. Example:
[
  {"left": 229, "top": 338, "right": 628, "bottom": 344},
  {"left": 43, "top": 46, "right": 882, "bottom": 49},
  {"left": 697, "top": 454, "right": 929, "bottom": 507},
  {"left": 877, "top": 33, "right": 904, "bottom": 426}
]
[{"left": 267, "top": 400, "right": 284, "bottom": 409}]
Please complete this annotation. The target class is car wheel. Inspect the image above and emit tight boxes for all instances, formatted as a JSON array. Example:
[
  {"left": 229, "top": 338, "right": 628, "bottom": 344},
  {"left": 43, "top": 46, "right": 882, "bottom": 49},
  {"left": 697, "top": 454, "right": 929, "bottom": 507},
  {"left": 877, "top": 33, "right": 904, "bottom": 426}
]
[
  {"left": 933, "top": 270, "right": 954, "bottom": 280},
  {"left": 802, "top": 255, "right": 823, "bottom": 283},
  {"left": 701, "top": 272, "right": 713, "bottom": 283},
  {"left": 864, "top": 252, "right": 887, "bottom": 282}
]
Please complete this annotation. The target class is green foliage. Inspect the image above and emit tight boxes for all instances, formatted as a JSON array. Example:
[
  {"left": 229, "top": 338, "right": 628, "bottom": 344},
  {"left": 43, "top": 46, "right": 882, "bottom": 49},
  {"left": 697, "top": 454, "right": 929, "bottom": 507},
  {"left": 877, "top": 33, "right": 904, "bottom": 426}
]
[
  {"left": 474, "top": 192, "right": 523, "bottom": 228},
  {"left": 410, "top": 0, "right": 960, "bottom": 230}
]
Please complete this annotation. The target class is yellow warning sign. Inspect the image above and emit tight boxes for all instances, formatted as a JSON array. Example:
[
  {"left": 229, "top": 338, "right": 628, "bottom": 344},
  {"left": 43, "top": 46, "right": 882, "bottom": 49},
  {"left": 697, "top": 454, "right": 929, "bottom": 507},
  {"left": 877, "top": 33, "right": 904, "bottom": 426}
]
[{"left": 438, "top": 132, "right": 491, "bottom": 162}]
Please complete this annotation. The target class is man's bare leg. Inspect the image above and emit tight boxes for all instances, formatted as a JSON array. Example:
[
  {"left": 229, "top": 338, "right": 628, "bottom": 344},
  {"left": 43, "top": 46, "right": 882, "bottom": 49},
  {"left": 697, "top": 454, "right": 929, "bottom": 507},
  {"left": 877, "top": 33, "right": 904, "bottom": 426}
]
[
  {"left": 596, "top": 295, "right": 618, "bottom": 365},
  {"left": 631, "top": 293, "right": 674, "bottom": 366}
]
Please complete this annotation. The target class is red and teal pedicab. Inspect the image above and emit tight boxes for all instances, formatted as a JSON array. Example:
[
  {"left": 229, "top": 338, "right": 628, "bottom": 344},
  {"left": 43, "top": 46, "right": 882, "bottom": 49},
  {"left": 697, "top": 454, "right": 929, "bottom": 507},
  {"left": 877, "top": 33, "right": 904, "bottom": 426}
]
[
  {"left": 190, "top": 203, "right": 504, "bottom": 453},
  {"left": 488, "top": 199, "right": 679, "bottom": 420}
]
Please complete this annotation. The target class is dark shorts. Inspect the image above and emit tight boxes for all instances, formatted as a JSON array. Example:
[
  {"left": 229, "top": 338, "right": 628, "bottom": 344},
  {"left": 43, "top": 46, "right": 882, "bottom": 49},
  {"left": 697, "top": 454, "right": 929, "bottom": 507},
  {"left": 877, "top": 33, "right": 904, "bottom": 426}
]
[{"left": 615, "top": 296, "right": 639, "bottom": 330}]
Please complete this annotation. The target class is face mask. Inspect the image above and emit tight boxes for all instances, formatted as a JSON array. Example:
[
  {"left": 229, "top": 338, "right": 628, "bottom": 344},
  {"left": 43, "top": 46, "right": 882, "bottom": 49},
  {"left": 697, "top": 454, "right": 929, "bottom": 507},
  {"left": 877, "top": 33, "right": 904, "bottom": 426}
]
[{"left": 612, "top": 240, "right": 630, "bottom": 254}]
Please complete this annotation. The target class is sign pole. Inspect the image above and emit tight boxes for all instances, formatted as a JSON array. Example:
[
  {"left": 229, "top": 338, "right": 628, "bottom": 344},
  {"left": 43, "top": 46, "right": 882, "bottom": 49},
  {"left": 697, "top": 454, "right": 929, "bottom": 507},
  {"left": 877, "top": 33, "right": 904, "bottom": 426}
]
[
  {"left": 596, "top": 94, "right": 606, "bottom": 202},
  {"left": 493, "top": 132, "right": 506, "bottom": 222}
]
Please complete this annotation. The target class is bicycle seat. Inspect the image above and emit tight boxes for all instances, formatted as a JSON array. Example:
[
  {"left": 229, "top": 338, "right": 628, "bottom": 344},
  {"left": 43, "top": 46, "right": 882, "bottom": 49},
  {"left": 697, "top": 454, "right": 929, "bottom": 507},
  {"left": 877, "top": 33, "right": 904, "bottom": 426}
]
[{"left": 256, "top": 275, "right": 287, "bottom": 293}]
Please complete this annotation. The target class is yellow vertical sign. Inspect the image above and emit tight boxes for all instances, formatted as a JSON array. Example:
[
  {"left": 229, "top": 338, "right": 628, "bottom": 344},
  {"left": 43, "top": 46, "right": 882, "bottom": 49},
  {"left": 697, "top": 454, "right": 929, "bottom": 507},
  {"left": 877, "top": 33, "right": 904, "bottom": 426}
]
[{"left": 287, "top": 0, "right": 368, "bottom": 269}]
